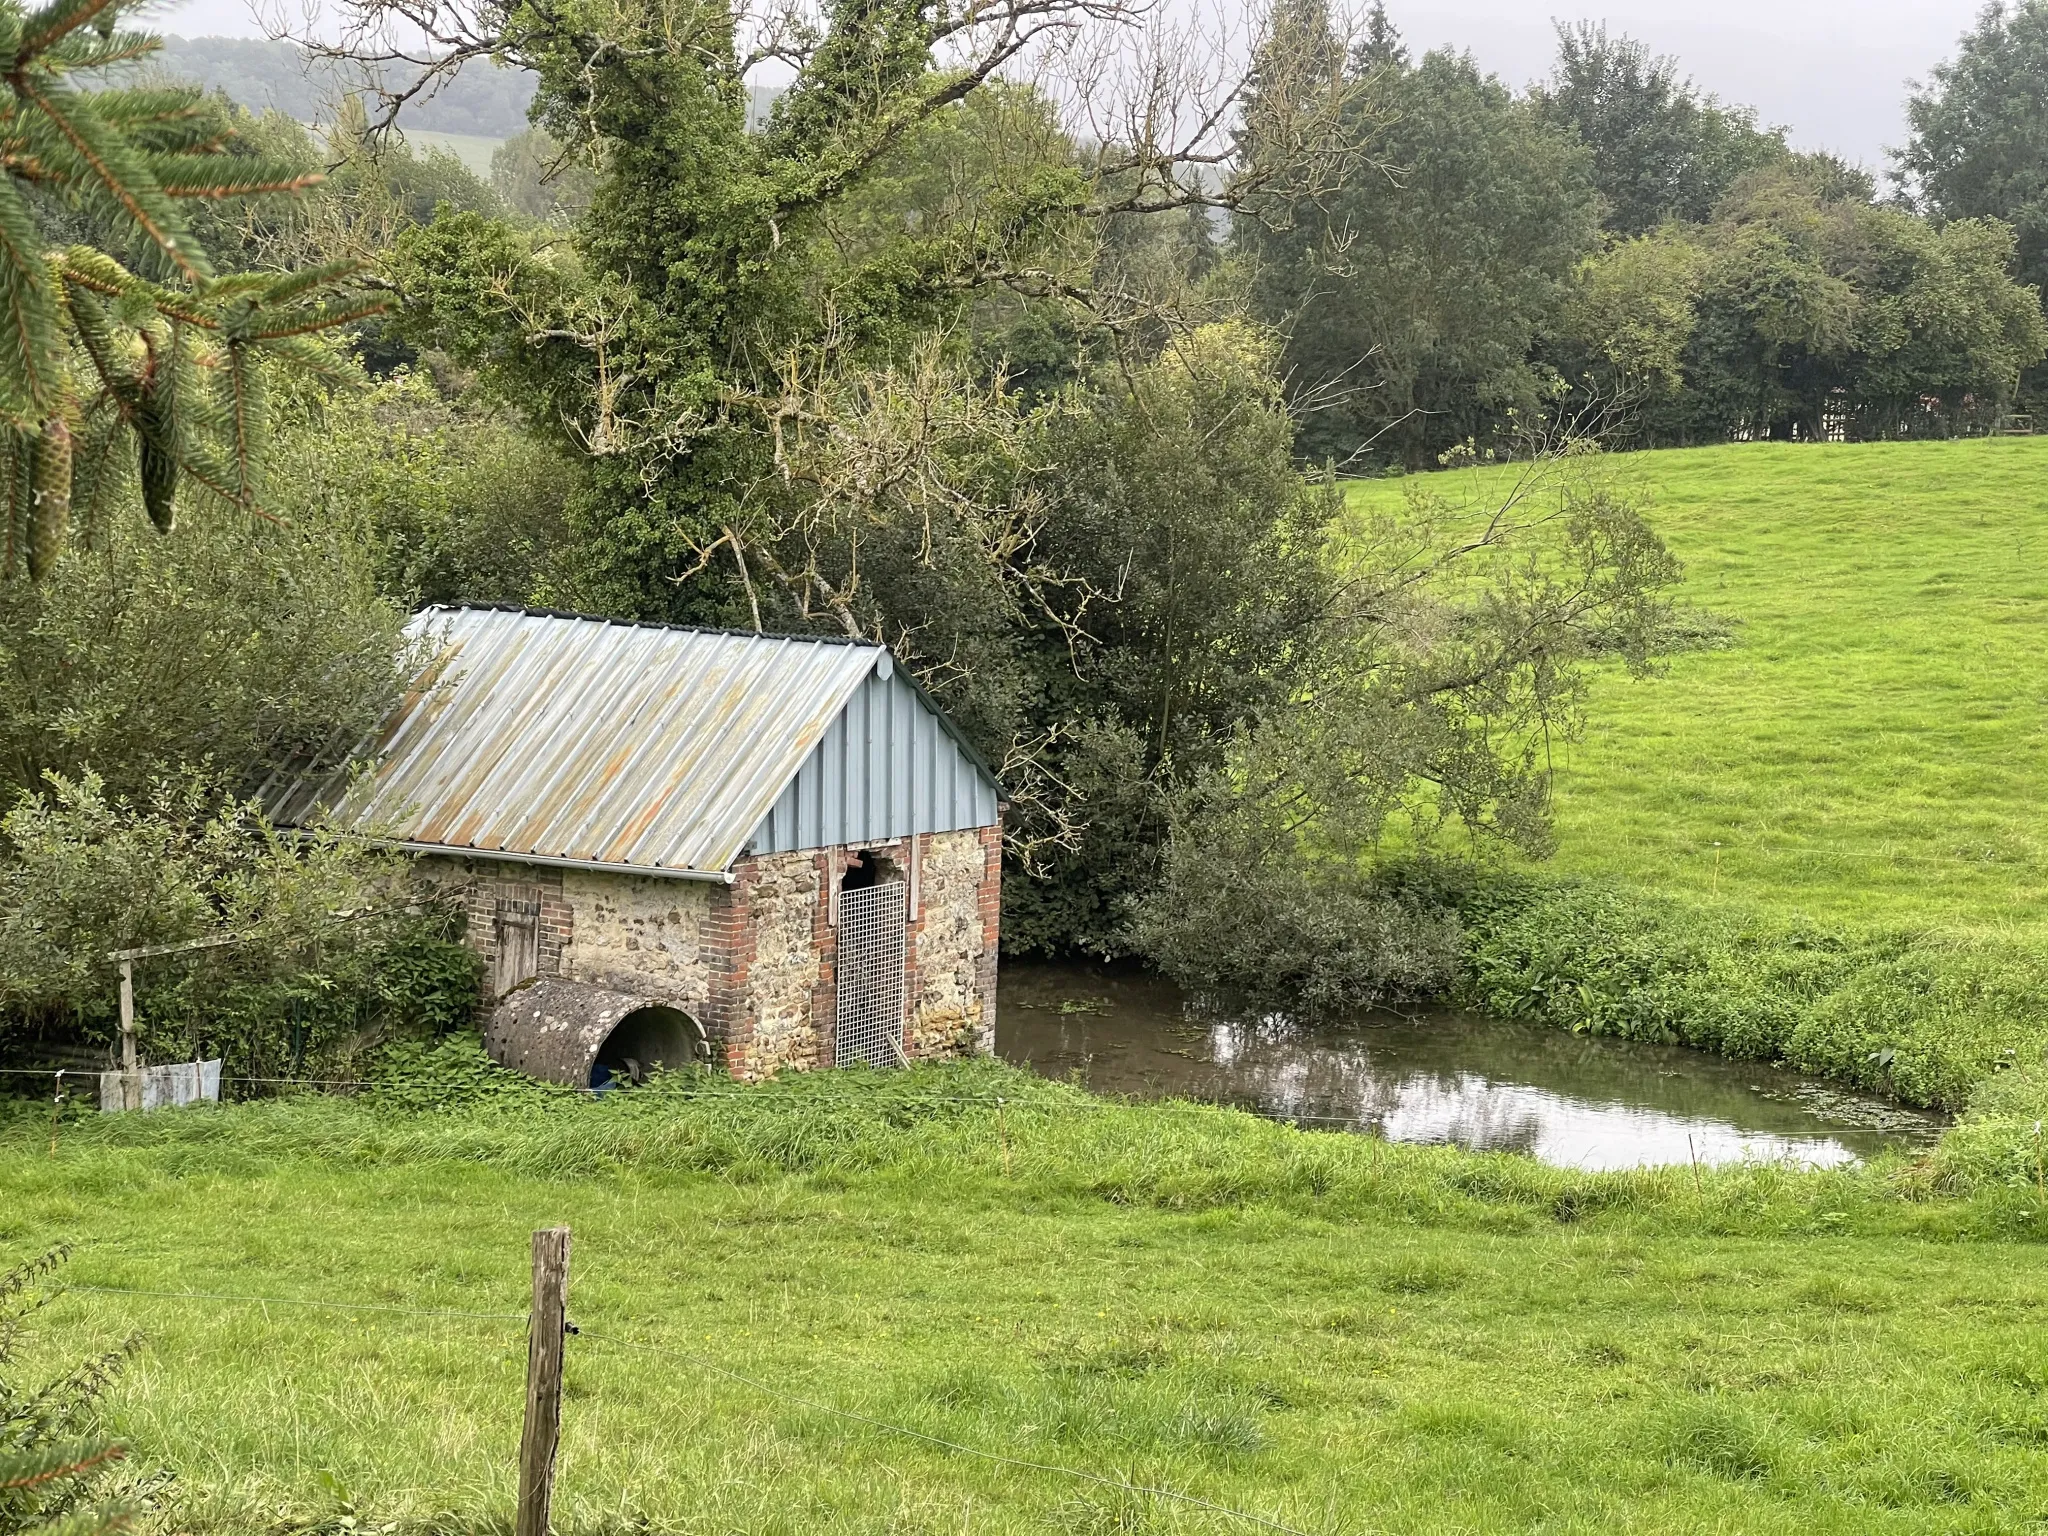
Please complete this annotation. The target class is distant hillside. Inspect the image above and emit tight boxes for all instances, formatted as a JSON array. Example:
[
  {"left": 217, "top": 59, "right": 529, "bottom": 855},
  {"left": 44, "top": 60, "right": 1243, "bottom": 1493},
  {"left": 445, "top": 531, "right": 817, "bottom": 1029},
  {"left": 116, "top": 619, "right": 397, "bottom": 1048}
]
[{"left": 149, "top": 35, "right": 537, "bottom": 138}]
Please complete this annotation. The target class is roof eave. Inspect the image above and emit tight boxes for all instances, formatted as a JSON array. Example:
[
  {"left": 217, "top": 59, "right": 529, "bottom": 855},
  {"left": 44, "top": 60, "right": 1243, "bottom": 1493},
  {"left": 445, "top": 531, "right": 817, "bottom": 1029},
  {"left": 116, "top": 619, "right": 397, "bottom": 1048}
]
[{"left": 389, "top": 840, "right": 738, "bottom": 884}]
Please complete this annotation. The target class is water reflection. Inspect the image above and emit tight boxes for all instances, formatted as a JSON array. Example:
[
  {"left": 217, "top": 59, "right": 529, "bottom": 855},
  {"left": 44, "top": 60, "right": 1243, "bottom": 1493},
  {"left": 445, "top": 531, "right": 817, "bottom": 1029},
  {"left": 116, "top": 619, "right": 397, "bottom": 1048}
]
[{"left": 998, "top": 965, "right": 1945, "bottom": 1171}]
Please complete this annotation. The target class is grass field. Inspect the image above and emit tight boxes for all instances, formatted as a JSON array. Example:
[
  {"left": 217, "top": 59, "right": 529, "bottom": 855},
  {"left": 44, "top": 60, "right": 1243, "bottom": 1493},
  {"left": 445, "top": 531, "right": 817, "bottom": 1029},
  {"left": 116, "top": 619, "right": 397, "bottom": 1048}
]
[
  {"left": 8, "top": 1060, "right": 2048, "bottom": 1535},
  {"left": 401, "top": 130, "right": 502, "bottom": 178},
  {"left": 1346, "top": 438, "right": 2048, "bottom": 938}
]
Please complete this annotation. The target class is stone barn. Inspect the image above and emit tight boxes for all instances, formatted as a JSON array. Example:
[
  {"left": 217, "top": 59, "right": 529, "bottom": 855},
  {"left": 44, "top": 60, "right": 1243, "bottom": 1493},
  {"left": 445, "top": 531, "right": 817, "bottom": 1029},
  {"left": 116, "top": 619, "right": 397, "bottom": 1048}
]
[{"left": 268, "top": 604, "right": 1003, "bottom": 1085}]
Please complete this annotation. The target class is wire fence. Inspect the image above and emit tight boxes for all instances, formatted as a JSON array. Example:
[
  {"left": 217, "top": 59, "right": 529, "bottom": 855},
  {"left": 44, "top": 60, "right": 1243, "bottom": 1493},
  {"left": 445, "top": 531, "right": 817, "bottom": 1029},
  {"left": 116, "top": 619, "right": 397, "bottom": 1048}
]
[
  {"left": 0, "top": 1062, "right": 1915, "bottom": 1139},
  {"left": 50, "top": 1274, "right": 1317, "bottom": 1536}
]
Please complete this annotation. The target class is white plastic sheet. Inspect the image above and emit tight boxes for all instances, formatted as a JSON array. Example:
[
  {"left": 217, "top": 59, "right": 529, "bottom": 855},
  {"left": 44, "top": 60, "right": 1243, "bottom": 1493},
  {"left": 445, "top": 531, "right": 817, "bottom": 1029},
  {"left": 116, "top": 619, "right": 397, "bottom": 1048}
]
[{"left": 99, "top": 1059, "right": 222, "bottom": 1112}]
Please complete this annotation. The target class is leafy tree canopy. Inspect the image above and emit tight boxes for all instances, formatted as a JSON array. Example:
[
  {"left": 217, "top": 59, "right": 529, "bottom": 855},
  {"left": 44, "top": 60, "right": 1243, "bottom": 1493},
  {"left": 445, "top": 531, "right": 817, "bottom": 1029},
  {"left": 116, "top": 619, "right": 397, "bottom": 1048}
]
[
  {"left": 1555, "top": 161, "right": 2048, "bottom": 442},
  {"left": 1240, "top": 3, "right": 1601, "bottom": 467},
  {"left": 1532, "top": 21, "right": 1788, "bottom": 237},
  {"left": 1898, "top": 0, "right": 2048, "bottom": 294}
]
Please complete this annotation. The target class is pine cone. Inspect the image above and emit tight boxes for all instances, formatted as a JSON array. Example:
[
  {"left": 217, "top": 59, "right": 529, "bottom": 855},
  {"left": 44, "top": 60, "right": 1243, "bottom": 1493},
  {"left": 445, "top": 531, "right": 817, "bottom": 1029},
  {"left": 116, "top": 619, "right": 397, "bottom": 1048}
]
[
  {"left": 137, "top": 396, "right": 176, "bottom": 533},
  {"left": 26, "top": 414, "right": 72, "bottom": 579}
]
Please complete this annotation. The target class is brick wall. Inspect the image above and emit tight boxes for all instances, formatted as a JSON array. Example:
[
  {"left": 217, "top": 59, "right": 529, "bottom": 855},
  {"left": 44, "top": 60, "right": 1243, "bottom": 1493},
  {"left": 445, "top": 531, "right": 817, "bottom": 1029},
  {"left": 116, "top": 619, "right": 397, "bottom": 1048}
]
[
  {"left": 707, "top": 849, "right": 826, "bottom": 1080},
  {"left": 907, "top": 826, "right": 1000, "bottom": 1058},
  {"left": 413, "top": 855, "right": 574, "bottom": 1002}
]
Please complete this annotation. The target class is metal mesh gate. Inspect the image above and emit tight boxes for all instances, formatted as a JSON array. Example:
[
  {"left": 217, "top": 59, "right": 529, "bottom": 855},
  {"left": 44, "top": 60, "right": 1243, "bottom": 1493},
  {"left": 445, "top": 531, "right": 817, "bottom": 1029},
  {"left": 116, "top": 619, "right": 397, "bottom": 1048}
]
[{"left": 836, "top": 880, "right": 907, "bottom": 1068}]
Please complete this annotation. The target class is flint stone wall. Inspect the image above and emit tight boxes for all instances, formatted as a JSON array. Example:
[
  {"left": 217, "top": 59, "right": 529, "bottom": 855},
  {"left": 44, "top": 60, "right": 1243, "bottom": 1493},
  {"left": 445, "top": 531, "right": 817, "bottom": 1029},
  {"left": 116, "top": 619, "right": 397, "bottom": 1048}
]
[
  {"left": 910, "top": 827, "right": 999, "bottom": 1058},
  {"left": 415, "top": 821, "right": 1000, "bottom": 1082}
]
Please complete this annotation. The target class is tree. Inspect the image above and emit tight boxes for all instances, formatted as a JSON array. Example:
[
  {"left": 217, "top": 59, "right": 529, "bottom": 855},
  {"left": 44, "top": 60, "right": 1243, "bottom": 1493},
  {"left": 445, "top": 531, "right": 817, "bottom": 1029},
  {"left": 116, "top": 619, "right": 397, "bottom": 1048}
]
[
  {"left": 326, "top": 0, "right": 1356, "bottom": 621},
  {"left": 1676, "top": 166, "right": 2047, "bottom": 439},
  {"left": 1533, "top": 22, "right": 1786, "bottom": 236},
  {"left": 0, "top": 0, "right": 376, "bottom": 579},
  {"left": 1002, "top": 324, "right": 1342, "bottom": 949},
  {"left": 1136, "top": 442, "right": 1683, "bottom": 1010},
  {"left": 271, "top": 367, "right": 581, "bottom": 606},
  {"left": 1898, "top": 0, "right": 2048, "bottom": 294},
  {"left": 1242, "top": 14, "right": 1601, "bottom": 467},
  {"left": 1558, "top": 230, "right": 1705, "bottom": 402},
  {"left": 0, "top": 771, "right": 476, "bottom": 1069},
  {"left": 490, "top": 126, "right": 595, "bottom": 226},
  {"left": 0, "top": 462, "right": 407, "bottom": 802}
]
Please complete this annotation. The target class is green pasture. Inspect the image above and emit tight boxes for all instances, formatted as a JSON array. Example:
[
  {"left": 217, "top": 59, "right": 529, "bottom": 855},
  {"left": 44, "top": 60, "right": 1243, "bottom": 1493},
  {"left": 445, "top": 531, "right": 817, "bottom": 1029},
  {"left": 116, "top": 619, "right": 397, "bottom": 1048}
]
[
  {"left": 8, "top": 1062, "right": 2048, "bottom": 1535},
  {"left": 399, "top": 130, "right": 502, "bottom": 177},
  {"left": 1345, "top": 438, "right": 2048, "bottom": 937}
]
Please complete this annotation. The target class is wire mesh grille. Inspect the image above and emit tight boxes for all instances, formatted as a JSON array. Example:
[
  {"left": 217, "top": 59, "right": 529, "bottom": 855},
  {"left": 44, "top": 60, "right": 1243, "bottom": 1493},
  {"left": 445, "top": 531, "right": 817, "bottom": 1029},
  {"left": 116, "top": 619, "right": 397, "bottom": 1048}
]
[{"left": 835, "top": 881, "right": 907, "bottom": 1069}]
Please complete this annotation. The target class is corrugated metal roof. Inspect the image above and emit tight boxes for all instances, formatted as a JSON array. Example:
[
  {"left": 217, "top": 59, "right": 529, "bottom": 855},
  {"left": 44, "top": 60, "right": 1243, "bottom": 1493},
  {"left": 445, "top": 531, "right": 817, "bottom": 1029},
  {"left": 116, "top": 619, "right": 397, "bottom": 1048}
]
[{"left": 265, "top": 605, "right": 935, "bottom": 878}]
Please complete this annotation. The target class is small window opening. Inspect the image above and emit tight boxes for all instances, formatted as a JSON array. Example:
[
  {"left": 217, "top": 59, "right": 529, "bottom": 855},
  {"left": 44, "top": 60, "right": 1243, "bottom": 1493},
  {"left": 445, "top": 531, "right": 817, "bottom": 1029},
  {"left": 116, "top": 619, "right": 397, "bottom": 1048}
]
[
  {"left": 591, "top": 1005, "right": 705, "bottom": 1090},
  {"left": 841, "top": 850, "right": 901, "bottom": 892}
]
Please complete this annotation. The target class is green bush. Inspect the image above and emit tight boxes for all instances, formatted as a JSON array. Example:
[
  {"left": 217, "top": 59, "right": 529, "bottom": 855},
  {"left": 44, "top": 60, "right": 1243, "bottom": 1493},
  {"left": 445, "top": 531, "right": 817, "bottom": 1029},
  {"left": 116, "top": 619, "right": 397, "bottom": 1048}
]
[
  {"left": 1, "top": 1249, "right": 136, "bottom": 1536},
  {"left": 0, "top": 773, "right": 480, "bottom": 1080},
  {"left": 1459, "top": 876, "right": 2048, "bottom": 1110}
]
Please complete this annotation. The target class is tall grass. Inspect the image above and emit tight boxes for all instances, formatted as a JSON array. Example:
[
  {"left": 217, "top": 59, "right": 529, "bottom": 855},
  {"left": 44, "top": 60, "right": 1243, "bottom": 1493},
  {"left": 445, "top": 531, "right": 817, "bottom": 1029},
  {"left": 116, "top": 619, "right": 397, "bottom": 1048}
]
[{"left": 1455, "top": 877, "right": 2048, "bottom": 1111}]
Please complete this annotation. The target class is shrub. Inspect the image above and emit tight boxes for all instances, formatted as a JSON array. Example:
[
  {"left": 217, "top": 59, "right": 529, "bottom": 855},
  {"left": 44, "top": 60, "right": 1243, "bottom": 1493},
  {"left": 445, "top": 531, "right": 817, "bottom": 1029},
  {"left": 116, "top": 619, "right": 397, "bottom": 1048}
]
[
  {"left": 1135, "top": 843, "right": 1465, "bottom": 1016},
  {"left": 1932, "top": 1062, "right": 2048, "bottom": 1190},
  {"left": 0, "top": 1249, "right": 137, "bottom": 1536},
  {"left": 0, "top": 773, "right": 480, "bottom": 1079}
]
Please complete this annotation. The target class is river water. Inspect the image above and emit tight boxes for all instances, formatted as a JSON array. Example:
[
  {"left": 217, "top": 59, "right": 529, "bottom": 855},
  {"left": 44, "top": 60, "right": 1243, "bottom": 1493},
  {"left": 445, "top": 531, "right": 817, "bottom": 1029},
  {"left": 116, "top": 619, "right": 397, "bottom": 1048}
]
[{"left": 996, "top": 964, "right": 1946, "bottom": 1171}]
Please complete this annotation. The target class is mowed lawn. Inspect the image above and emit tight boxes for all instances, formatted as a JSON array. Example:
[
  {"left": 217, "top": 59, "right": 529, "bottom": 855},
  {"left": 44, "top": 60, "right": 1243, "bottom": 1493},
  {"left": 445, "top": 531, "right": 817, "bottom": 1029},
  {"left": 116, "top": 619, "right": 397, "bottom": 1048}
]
[
  {"left": 1346, "top": 438, "right": 2048, "bottom": 935},
  {"left": 8, "top": 1081, "right": 2048, "bottom": 1535}
]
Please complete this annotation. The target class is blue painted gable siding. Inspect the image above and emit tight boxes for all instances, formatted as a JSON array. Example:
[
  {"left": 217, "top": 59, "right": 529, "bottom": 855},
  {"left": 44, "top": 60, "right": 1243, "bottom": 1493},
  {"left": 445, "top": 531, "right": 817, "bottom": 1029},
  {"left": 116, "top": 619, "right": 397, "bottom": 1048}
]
[{"left": 745, "top": 666, "right": 999, "bottom": 855}]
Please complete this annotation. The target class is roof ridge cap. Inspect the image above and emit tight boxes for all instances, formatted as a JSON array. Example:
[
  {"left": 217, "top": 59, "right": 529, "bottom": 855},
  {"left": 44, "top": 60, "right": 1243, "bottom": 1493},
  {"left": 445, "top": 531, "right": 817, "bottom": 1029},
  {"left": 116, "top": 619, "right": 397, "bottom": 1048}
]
[{"left": 417, "top": 602, "right": 883, "bottom": 649}]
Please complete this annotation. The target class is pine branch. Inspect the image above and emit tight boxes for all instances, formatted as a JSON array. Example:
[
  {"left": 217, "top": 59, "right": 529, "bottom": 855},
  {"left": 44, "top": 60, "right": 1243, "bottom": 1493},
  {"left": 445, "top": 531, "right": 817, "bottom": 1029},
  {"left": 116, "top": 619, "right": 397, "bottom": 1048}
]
[
  {"left": 19, "top": 1502, "right": 138, "bottom": 1536},
  {"left": 152, "top": 161, "right": 325, "bottom": 199},
  {"left": 82, "top": 85, "right": 203, "bottom": 128},
  {"left": 42, "top": 29, "right": 159, "bottom": 72},
  {"left": 222, "top": 338, "right": 260, "bottom": 501},
  {"left": 59, "top": 247, "right": 212, "bottom": 326},
  {"left": 16, "top": 78, "right": 207, "bottom": 281},
  {"left": 0, "top": 1438, "right": 124, "bottom": 1491},
  {"left": 0, "top": 177, "right": 59, "bottom": 421},
  {"left": 248, "top": 298, "right": 389, "bottom": 340},
  {"left": 14, "top": 0, "right": 121, "bottom": 63},
  {"left": 239, "top": 256, "right": 366, "bottom": 307},
  {"left": 252, "top": 331, "right": 356, "bottom": 384}
]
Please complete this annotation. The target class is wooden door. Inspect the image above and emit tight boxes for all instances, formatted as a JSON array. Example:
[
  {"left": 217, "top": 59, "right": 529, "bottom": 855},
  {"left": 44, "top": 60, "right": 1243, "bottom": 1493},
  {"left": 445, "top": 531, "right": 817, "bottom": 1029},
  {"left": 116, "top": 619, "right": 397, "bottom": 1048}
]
[{"left": 493, "top": 896, "right": 541, "bottom": 996}]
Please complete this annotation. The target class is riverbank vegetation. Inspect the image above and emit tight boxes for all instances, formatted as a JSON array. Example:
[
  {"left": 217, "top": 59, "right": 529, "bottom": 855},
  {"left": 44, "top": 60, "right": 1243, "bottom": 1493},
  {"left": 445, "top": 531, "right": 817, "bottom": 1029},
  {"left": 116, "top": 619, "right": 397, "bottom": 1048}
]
[
  {"left": 1310, "top": 440, "right": 2048, "bottom": 1131},
  {"left": 7, "top": 1058, "right": 2048, "bottom": 1533},
  {"left": 4, "top": 0, "right": 2048, "bottom": 1183}
]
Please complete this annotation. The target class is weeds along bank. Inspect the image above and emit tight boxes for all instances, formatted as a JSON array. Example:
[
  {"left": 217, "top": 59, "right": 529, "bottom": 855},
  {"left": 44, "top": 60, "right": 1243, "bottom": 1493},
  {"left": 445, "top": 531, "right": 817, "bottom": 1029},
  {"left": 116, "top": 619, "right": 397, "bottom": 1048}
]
[
  {"left": 8, "top": 1054, "right": 2048, "bottom": 1534},
  {"left": 1454, "top": 876, "right": 2048, "bottom": 1111},
  {"left": 1335, "top": 438, "right": 2048, "bottom": 1158}
]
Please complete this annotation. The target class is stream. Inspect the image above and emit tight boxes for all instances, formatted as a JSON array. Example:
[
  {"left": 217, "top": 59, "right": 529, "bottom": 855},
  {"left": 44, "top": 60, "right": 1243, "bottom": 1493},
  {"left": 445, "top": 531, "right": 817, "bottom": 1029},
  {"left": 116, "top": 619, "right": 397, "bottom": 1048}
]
[{"left": 996, "top": 963, "right": 1946, "bottom": 1170}]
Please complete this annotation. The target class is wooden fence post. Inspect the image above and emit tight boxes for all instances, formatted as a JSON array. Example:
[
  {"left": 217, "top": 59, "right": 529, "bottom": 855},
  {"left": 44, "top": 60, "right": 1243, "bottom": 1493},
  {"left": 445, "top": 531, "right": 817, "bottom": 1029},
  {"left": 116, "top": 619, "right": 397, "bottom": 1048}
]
[
  {"left": 118, "top": 959, "right": 140, "bottom": 1111},
  {"left": 516, "top": 1226, "right": 572, "bottom": 1536}
]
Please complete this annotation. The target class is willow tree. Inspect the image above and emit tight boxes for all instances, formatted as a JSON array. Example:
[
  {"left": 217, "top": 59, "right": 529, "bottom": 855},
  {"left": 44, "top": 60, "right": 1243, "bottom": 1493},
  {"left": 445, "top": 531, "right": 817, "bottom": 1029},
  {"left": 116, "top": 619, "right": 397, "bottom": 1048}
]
[{"left": 0, "top": 0, "right": 378, "bottom": 580}]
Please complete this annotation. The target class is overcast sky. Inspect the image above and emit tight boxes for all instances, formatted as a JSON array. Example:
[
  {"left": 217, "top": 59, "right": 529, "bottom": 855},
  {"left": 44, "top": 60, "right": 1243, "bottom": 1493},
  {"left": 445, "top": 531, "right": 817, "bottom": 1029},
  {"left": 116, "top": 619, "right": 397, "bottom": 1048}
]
[{"left": 155, "top": 0, "right": 1990, "bottom": 172}]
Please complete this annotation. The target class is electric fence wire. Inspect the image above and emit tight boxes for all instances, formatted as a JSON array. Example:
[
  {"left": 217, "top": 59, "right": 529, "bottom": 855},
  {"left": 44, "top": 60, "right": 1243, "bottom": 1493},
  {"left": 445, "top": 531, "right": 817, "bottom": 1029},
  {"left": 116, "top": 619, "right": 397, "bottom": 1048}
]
[
  {"left": 59, "top": 1283, "right": 529, "bottom": 1323},
  {"left": 574, "top": 1328, "right": 1320, "bottom": 1536},
  {"left": 51, "top": 1277, "right": 1319, "bottom": 1534},
  {"left": 0, "top": 1065, "right": 1899, "bottom": 1137}
]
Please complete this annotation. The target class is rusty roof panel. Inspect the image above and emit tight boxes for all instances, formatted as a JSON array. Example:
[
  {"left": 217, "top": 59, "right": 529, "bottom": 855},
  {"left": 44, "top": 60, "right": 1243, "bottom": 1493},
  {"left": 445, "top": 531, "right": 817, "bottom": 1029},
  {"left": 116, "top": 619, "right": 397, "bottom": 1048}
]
[{"left": 270, "top": 606, "right": 899, "bottom": 877}]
